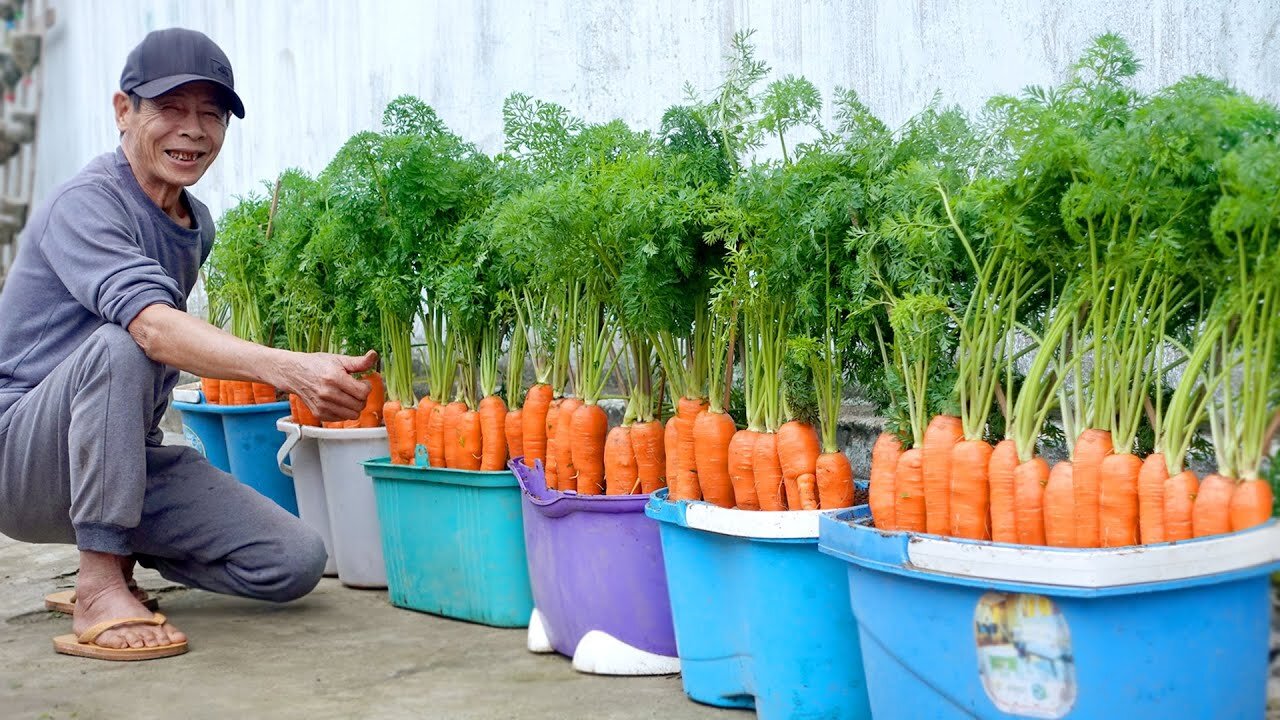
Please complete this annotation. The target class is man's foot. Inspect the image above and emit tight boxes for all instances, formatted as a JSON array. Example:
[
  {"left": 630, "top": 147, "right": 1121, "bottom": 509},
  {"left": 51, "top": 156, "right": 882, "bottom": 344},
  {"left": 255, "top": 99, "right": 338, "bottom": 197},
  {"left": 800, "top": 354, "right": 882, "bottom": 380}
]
[
  {"left": 118, "top": 555, "right": 150, "bottom": 603},
  {"left": 73, "top": 551, "right": 185, "bottom": 649}
]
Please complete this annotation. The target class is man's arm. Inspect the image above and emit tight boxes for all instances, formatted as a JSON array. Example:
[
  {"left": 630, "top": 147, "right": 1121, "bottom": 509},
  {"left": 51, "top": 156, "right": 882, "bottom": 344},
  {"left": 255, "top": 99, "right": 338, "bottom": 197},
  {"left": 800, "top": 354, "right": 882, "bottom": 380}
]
[{"left": 128, "top": 303, "right": 377, "bottom": 421}]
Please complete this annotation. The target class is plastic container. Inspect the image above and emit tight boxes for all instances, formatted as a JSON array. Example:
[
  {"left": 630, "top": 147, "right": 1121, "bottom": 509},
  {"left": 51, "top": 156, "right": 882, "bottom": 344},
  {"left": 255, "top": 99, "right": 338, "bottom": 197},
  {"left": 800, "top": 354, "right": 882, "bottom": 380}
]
[
  {"left": 364, "top": 458, "right": 533, "bottom": 627},
  {"left": 646, "top": 489, "right": 871, "bottom": 719},
  {"left": 173, "top": 400, "right": 296, "bottom": 514},
  {"left": 276, "top": 419, "right": 338, "bottom": 577},
  {"left": 512, "top": 459, "right": 678, "bottom": 675},
  {"left": 819, "top": 510, "right": 1280, "bottom": 719},
  {"left": 310, "top": 425, "right": 388, "bottom": 588}
]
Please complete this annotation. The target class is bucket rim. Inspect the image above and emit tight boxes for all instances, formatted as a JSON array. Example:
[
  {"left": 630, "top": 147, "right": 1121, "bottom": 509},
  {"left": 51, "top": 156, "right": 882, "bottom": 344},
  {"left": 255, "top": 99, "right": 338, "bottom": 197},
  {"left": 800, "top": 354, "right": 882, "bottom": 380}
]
[
  {"left": 363, "top": 456, "right": 518, "bottom": 488},
  {"left": 305, "top": 424, "right": 388, "bottom": 440},
  {"left": 173, "top": 400, "right": 290, "bottom": 415},
  {"left": 646, "top": 488, "right": 859, "bottom": 539},
  {"left": 510, "top": 457, "right": 652, "bottom": 516}
]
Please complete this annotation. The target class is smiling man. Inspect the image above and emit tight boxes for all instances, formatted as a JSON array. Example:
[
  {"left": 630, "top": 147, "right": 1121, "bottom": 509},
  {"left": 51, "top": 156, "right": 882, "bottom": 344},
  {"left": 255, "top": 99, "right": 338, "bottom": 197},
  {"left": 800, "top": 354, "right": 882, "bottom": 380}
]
[{"left": 0, "top": 28, "right": 376, "bottom": 660}]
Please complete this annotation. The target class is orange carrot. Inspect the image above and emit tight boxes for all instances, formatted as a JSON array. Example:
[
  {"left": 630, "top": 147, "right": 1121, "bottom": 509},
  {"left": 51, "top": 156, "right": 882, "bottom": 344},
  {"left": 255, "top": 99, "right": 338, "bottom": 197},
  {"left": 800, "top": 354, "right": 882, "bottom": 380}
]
[
  {"left": 752, "top": 432, "right": 786, "bottom": 511},
  {"left": 1229, "top": 478, "right": 1274, "bottom": 532},
  {"left": 442, "top": 401, "right": 467, "bottom": 469},
  {"left": 816, "top": 452, "right": 855, "bottom": 510},
  {"left": 219, "top": 379, "right": 232, "bottom": 405},
  {"left": 544, "top": 399, "right": 563, "bottom": 489},
  {"left": 293, "top": 395, "right": 319, "bottom": 427},
  {"left": 950, "top": 439, "right": 993, "bottom": 540},
  {"left": 232, "top": 380, "right": 253, "bottom": 406},
  {"left": 571, "top": 402, "right": 608, "bottom": 495},
  {"left": 631, "top": 420, "right": 667, "bottom": 494},
  {"left": 777, "top": 421, "right": 820, "bottom": 511},
  {"left": 693, "top": 410, "right": 738, "bottom": 508},
  {"left": 922, "top": 415, "right": 963, "bottom": 535},
  {"left": 797, "top": 473, "right": 818, "bottom": 510},
  {"left": 605, "top": 425, "right": 638, "bottom": 495},
  {"left": 426, "top": 403, "right": 447, "bottom": 469},
  {"left": 1072, "top": 428, "right": 1114, "bottom": 548},
  {"left": 671, "top": 397, "right": 709, "bottom": 502},
  {"left": 1013, "top": 457, "right": 1048, "bottom": 545},
  {"left": 521, "top": 383, "right": 553, "bottom": 470},
  {"left": 1137, "top": 453, "right": 1169, "bottom": 544},
  {"left": 252, "top": 382, "right": 277, "bottom": 404},
  {"left": 1192, "top": 473, "right": 1233, "bottom": 538},
  {"left": 456, "top": 409, "right": 483, "bottom": 471},
  {"left": 868, "top": 432, "right": 902, "bottom": 530},
  {"left": 288, "top": 394, "right": 299, "bottom": 423},
  {"left": 415, "top": 399, "right": 438, "bottom": 465},
  {"left": 201, "top": 377, "right": 221, "bottom": 404},
  {"left": 393, "top": 408, "right": 416, "bottom": 465},
  {"left": 1163, "top": 470, "right": 1199, "bottom": 542},
  {"left": 383, "top": 401, "right": 403, "bottom": 463},
  {"left": 557, "top": 398, "right": 584, "bottom": 490},
  {"left": 355, "top": 373, "right": 385, "bottom": 428},
  {"left": 1043, "top": 461, "right": 1075, "bottom": 548},
  {"left": 478, "top": 395, "right": 509, "bottom": 471},
  {"left": 989, "top": 439, "right": 1019, "bottom": 543},
  {"left": 664, "top": 419, "right": 680, "bottom": 496},
  {"left": 505, "top": 408, "right": 524, "bottom": 463},
  {"left": 1099, "top": 453, "right": 1141, "bottom": 547},
  {"left": 894, "top": 448, "right": 926, "bottom": 532}
]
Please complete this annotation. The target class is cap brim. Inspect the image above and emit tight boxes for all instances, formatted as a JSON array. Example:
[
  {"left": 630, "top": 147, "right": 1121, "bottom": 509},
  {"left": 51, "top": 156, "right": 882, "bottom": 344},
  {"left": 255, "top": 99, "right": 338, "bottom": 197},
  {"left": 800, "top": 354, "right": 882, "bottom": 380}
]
[{"left": 132, "top": 74, "right": 245, "bottom": 119}]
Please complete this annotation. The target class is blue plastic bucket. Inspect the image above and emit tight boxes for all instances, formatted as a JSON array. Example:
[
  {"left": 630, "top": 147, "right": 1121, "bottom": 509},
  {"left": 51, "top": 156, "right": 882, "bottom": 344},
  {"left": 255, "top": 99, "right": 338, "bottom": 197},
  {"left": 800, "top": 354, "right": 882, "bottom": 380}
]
[
  {"left": 363, "top": 458, "right": 533, "bottom": 627},
  {"left": 173, "top": 400, "right": 296, "bottom": 515},
  {"left": 646, "top": 489, "right": 871, "bottom": 719},
  {"left": 172, "top": 399, "right": 231, "bottom": 472},
  {"left": 819, "top": 509, "right": 1280, "bottom": 719}
]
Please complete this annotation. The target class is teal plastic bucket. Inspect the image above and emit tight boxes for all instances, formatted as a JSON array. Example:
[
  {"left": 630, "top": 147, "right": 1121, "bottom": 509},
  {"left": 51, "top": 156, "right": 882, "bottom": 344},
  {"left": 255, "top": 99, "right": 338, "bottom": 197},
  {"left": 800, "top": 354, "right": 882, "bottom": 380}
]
[
  {"left": 819, "top": 508, "right": 1280, "bottom": 719},
  {"left": 646, "top": 489, "right": 872, "bottom": 719},
  {"left": 173, "top": 400, "right": 296, "bottom": 515},
  {"left": 363, "top": 458, "right": 533, "bottom": 627}
]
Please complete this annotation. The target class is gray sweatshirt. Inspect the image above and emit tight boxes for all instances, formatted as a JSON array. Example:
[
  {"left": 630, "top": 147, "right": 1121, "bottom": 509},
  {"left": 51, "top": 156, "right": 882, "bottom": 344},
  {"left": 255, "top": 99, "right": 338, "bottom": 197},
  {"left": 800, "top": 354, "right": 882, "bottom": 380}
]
[{"left": 0, "top": 147, "right": 214, "bottom": 419}]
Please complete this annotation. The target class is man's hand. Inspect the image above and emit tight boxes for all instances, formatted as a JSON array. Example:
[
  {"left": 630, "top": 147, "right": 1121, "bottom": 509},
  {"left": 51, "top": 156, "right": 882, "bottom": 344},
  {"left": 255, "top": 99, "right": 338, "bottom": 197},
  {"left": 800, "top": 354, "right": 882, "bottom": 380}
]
[{"left": 279, "top": 350, "right": 379, "bottom": 422}]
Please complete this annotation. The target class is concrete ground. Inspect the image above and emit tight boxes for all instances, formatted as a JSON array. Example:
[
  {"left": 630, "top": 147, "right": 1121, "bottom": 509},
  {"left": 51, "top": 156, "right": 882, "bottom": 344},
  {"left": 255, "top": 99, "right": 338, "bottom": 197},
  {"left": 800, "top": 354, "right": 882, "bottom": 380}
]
[{"left": 0, "top": 534, "right": 737, "bottom": 720}]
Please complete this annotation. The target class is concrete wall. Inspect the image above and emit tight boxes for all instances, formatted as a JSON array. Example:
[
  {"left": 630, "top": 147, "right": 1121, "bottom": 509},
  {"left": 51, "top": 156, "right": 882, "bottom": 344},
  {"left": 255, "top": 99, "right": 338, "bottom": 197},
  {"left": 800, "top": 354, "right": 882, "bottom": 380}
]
[{"left": 37, "top": 0, "right": 1280, "bottom": 220}]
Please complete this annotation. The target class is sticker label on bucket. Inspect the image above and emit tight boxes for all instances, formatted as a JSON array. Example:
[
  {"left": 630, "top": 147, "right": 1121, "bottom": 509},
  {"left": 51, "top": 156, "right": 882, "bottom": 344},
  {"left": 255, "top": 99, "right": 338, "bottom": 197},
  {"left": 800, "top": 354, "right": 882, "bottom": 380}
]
[
  {"left": 974, "top": 592, "right": 1076, "bottom": 718},
  {"left": 182, "top": 424, "right": 207, "bottom": 458}
]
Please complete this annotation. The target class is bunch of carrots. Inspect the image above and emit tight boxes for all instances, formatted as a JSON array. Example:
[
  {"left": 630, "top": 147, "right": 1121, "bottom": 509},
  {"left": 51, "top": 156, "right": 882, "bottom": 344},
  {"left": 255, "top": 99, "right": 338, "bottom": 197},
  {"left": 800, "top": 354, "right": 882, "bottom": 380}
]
[{"left": 201, "top": 377, "right": 279, "bottom": 406}]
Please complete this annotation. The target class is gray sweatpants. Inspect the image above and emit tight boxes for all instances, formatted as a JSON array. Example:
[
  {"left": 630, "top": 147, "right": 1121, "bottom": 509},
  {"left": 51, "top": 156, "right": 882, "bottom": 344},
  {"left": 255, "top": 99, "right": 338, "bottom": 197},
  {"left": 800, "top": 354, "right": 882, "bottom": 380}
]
[{"left": 0, "top": 324, "right": 326, "bottom": 602}]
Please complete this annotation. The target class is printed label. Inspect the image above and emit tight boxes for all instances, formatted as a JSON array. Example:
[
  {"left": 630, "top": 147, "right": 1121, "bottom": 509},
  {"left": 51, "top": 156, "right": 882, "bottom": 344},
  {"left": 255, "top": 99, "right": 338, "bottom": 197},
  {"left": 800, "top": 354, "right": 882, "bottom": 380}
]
[
  {"left": 182, "top": 424, "right": 207, "bottom": 457},
  {"left": 975, "top": 592, "right": 1076, "bottom": 718}
]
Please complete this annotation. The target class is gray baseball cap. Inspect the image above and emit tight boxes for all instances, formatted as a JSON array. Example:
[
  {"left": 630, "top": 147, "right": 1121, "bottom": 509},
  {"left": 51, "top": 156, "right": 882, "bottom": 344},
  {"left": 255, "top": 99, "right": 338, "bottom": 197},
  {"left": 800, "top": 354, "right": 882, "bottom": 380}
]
[{"left": 119, "top": 28, "right": 245, "bottom": 119}]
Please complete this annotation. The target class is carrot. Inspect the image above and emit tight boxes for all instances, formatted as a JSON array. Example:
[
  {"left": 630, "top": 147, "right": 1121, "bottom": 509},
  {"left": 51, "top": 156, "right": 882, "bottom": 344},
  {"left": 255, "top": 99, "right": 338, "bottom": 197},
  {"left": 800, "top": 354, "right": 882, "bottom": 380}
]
[
  {"left": 393, "top": 408, "right": 416, "bottom": 465},
  {"left": 571, "top": 402, "right": 607, "bottom": 495},
  {"left": 672, "top": 397, "right": 709, "bottom": 502},
  {"left": 989, "top": 439, "right": 1019, "bottom": 543},
  {"left": 426, "top": 403, "right": 447, "bottom": 470},
  {"left": 322, "top": 421, "right": 344, "bottom": 429},
  {"left": 478, "top": 395, "right": 508, "bottom": 471},
  {"left": 1229, "top": 478, "right": 1274, "bottom": 532},
  {"left": 605, "top": 425, "right": 638, "bottom": 495},
  {"left": 797, "top": 473, "right": 818, "bottom": 510},
  {"left": 752, "top": 433, "right": 786, "bottom": 510},
  {"left": 631, "top": 420, "right": 667, "bottom": 494},
  {"left": 950, "top": 439, "right": 993, "bottom": 540},
  {"left": 232, "top": 380, "right": 253, "bottom": 406},
  {"left": 1192, "top": 473, "right": 1234, "bottom": 538},
  {"left": 1137, "top": 453, "right": 1169, "bottom": 544},
  {"left": 1043, "top": 461, "right": 1075, "bottom": 548},
  {"left": 219, "top": 379, "right": 232, "bottom": 405},
  {"left": 383, "top": 401, "right": 403, "bottom": 463},
  {"left": 442, "top": 401, "right": 467, "bottom": 469},
  {"left": 922, "top": 415, "right": 964, "bottom": 535},
  {"left": 1072, "top": 428, "right": 1114, "bottom": 548},
  {"left": 544, "top": 399, "right": 562, "bottom": 489},
  {"left": 1013, "top": 457, "right": 1048, "bottom": 545},
  {"left": 521, "top": 383, "right": 553, "bottom": 469},
  {"left": 816, "top": 452, "right": 855, "bottom": 510},
  {"left": 557, "top": 398, "right": 584, "bottom": 490},
  {"left": 663, "top": 419, "right": 680, "bottom": 496},
  {"left": 505, "top": 408, "right": 524, "bottom": 463},
  {"left": 868, "top": 432, "right": 902, "bottom": 530},
  {"left": 777, "top": 421, "right": 820, "bottom": 511},
  {"left": 894, "top": 448, "right": 926, "bottom": 532},
  {"left": 415, "top": 399, "right": 438, "bottom": 465},
  {"left": 1163, "top": 470, "right": 1199, "bottom": 542},
  {"left": 288, "top": 393, "right": 299, "bottom": 423},
  {"left": 1099, "top": 453, "right": 1141, "bottom": 547},
  {"left": 201, "top": 377, "right": 221, "bottom": 404},
  {"left": 355, "top": 373, "right": 385, "bottom": 428},
  {"left": 693, "top": 410, "right": 738, "bottom": 508},
  {"left": 456, "top": 409, "right": 483, "bottom": 471},
  {"left": 292, "top": 395, "right": 319, "bottom": 427},
  {"left": 252, "top": 382, "right": 277, "bottom": 404}
]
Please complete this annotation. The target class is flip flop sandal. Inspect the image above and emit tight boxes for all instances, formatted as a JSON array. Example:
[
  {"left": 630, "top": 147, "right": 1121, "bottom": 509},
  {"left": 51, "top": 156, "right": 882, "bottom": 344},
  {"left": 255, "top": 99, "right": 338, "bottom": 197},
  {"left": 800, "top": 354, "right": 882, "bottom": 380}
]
[
  {"left": 53, "top": 612, "right": 188, "bottom": 661},
  {"left": 44, "top": 589, "right": 159, "bottom": 615}
]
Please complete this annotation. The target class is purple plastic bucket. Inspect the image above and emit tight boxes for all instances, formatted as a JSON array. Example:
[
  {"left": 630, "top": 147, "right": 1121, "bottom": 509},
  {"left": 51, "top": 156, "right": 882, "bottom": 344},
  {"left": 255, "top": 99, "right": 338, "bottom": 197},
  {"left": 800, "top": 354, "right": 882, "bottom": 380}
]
[{"left": 511, "top": 459, "right": 678, "bottom": 669}]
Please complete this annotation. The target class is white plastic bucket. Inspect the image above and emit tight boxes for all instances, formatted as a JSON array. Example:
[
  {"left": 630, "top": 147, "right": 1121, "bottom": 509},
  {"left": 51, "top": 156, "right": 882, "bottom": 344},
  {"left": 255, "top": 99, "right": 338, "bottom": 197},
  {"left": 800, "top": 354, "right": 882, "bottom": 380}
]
[
  {"left": 276, "top": 419, "right": 337, "bottom": 577},
  {"left": 310, "top": 425, "right": 389, "bottom": 588}
]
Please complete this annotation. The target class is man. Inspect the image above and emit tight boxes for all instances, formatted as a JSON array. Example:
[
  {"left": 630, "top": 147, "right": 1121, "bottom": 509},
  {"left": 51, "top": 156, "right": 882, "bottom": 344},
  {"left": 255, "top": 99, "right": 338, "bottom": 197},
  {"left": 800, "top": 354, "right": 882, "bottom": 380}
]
[{"left": 0, "top": 28, "right": 375, "bottom": 660}]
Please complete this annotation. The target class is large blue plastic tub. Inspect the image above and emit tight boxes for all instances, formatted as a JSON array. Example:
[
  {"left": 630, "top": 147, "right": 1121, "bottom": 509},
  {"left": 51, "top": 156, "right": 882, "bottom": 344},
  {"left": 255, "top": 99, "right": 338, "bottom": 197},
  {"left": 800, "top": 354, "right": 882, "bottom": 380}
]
[
  {"left": 646, "top": 489, "right": 871, "bottom": 719},
  {"left": 819, "top": 510, "right": 1280, "bottom": 719},
  {"left": 364, "top": 458, "right": 533, "bottom": 627},
  {"left": 173, "top": 400, "right": 297, "bottom": 515}
]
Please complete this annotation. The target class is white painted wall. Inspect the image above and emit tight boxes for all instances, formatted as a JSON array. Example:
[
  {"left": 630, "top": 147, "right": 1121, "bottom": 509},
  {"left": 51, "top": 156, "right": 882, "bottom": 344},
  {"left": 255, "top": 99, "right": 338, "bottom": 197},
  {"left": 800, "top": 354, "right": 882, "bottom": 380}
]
[{"left": 35, "top": 0, "right": 1280, "bottom": 220}]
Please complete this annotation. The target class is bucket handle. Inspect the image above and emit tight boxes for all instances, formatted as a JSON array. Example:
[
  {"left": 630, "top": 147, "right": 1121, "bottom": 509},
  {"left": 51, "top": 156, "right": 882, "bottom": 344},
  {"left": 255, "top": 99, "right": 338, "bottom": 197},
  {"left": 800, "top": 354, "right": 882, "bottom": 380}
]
[{"left": 276, "top": 422, "right": 302, "bottom": 477}]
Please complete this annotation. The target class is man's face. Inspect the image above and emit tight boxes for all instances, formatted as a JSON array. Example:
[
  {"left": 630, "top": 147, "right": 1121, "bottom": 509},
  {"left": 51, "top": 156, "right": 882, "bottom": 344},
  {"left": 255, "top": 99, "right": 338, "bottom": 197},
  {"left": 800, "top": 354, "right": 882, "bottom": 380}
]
[{"left": 115, "top": 81, "right": 228, "bottom": 191}]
